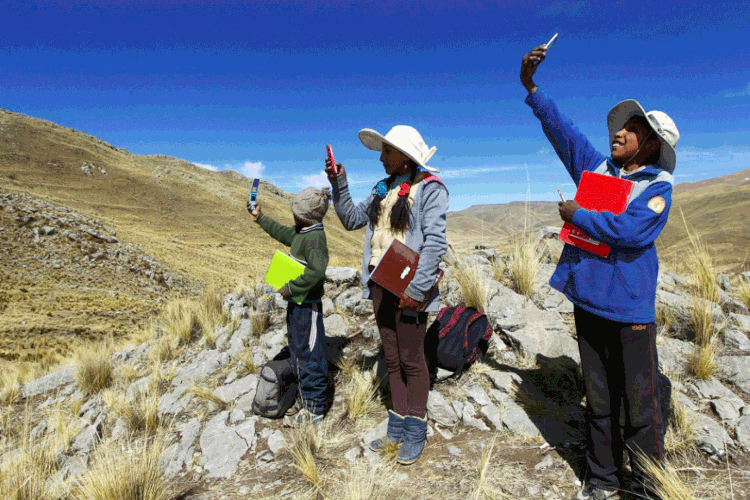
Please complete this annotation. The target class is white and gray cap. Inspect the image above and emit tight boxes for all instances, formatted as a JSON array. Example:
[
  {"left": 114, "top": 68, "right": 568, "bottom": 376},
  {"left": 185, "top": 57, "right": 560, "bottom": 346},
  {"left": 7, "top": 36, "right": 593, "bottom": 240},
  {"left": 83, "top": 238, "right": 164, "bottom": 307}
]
[
  {"left": 607, "top": 100, "right": 680, "bottom": 174},
  {"left": 291, "top": 187, "right": 331, "bottom": 226}
]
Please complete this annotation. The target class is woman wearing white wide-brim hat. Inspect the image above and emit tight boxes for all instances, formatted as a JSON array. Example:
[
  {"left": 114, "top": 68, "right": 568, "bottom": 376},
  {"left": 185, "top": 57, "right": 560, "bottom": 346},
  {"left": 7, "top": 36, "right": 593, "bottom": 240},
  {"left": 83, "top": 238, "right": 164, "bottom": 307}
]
[{"left": 325, "top": 125, "right": 449, "bottom": 465}]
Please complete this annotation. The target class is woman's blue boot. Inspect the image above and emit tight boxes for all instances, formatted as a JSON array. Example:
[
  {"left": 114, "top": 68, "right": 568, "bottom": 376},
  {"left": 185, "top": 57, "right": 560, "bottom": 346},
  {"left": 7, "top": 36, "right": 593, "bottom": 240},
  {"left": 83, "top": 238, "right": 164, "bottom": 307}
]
[
  {"left": 396, "top": 415, "right": 428, "bottom": 465},
  {"left": 369, "top": 410, "right": 405, "bottom": 452}
]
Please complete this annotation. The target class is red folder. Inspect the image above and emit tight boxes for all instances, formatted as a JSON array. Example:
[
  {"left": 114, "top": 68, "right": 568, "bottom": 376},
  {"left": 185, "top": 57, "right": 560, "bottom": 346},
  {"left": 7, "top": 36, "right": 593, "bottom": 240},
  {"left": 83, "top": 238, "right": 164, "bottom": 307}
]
[
  {"left": 558, "top": 171, "right": 634, "bottom": 258},
  {"left": 369, "top": 239, "right": 444, "bottom": 311}
]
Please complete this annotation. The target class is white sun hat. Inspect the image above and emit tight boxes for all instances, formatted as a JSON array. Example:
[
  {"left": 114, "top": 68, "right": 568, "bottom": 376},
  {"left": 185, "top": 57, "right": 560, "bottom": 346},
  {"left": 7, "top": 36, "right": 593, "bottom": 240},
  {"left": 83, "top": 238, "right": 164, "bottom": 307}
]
[
  {"left": 358, "top": 125, "right": 439, "bottom": 173},
  {"left": 607, "top": 100, "right": 680, "bottom": 174}
]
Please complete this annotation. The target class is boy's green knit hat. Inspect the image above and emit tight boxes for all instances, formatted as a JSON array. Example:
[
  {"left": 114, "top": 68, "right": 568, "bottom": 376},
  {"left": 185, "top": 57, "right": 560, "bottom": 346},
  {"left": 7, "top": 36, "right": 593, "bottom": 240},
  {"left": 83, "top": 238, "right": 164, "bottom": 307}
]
[{"left": 291, "top": 187, "right": 331, "bottom": 226}]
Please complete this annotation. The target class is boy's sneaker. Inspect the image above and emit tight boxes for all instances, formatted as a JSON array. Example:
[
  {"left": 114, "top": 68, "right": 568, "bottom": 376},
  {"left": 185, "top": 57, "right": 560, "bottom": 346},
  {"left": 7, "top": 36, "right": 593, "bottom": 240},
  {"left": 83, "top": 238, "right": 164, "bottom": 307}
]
[
  {"left": 572, "top": 484, "right": 619, "bottom": 500},
  {"left": 283, "top": 409, "right": 324, "bottom": 428}
]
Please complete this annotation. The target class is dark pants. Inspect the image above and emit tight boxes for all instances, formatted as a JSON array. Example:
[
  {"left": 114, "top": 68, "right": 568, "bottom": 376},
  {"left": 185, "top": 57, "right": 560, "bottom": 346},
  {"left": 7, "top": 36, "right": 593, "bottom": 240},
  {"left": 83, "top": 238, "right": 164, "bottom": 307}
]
[
  {"left": 286, "top": 301, "right": 329, "bottom": 415},
  {"left": 370, "top": 283, "right": 429, "bottom": 417},
  {"left": 574, "top": 306, "right": 671, "bottom": 494}
]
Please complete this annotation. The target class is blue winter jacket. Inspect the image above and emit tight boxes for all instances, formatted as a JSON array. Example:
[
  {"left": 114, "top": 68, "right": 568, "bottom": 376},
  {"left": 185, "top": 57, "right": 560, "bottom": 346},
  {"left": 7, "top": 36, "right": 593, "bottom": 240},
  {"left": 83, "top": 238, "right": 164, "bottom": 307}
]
[{"left": 526, "top": 90, "right": 674, "bottom": 323}]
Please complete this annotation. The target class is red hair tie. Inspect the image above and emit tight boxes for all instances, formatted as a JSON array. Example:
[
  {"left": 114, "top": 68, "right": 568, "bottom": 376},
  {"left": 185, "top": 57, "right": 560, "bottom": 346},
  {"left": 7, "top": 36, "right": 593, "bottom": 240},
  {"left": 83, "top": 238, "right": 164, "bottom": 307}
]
[{"left": 398, "top": 183, "right": 410, "bottom": 197}]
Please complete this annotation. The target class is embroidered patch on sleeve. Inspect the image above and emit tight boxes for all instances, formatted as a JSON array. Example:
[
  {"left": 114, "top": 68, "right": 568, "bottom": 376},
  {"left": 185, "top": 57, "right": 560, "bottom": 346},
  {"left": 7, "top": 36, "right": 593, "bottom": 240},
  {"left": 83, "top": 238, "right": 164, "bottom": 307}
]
[{"left": 647, "top": 196, "right": 666, "bottom": 214}]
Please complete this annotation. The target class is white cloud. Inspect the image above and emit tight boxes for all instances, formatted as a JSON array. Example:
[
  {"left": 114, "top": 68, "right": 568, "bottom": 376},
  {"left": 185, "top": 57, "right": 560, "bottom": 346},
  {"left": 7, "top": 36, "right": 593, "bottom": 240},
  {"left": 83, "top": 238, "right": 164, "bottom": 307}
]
[
  {"left": 193, "top": 162, "right": 218, "bottom": 171},
  {"left": 723, "top": 83, "right": 750, "bottom": 98},
  {"left": 240, "top": 161, "right": 266, "bottom": 179},
  {"left": 299, "top": 171, "right": 329, "bottom": 189}
]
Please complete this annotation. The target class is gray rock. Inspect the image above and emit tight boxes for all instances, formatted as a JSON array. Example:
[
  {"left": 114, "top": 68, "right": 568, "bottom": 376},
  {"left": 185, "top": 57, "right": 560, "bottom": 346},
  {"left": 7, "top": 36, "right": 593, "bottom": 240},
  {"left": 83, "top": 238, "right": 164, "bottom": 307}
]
[
  {"left": 235, "top": 390, "right": 257, "bottom": 413},
  {"left": 724, "top": 329, "right": 750, "bottom": 351},
  {"left": 267, "top": 430, "right": 287, "bottom": 455},
  {"left": 719, "top": 355, "right": 750, "bottom": 393},
  {"left": 213, "top": 374, "right": 258, "bottom": 403},
  {"left": 335, "top": 288, "right": 369, "bottom": 315},
  {"left": 200, "top": 411, "right": 248, "bottom": 478},
  {"left": 324, "top": 314, "right": 349, "bottom": 337},
  {"left": 111, "top": 417, "right": 128, "bottom": 442},
  {"left": 71, "top": 417, "right": 104, "bottom": 454},
  {"left": 540, "top": 286, "right": 575, "bottom": 314},
  {"left": 31, "top": 420, "right": 48, "bottom": 440},
  {"left": 657, "top": 337, "right": 693, "bottom": 375},
  {"left": 426, "top": 391, "right": 459, "bottom": 426},
  {"left": 21, "top": 366, "right": 75, "bottom": 398},
  {"left": 362, "top": 417, "right": 389, "bottom": 447},
  {"left": 729, "top": 313, "right": 750, "bottom": 332},
  {"left": 485, "top": 370, "right": 522, "bottom": 393},
  {"left": 362, "top": 325, "right": 380, "bottom": 341},
  {"left": 501, "top": 321, "right": 579, "bottom": 363},
  {"left": 234, "top": 417, "right": 258, "bottom": 450},
  {"left": 229, "top": 409, "right": 246, "bottom": 424},
  {"left": 162, "top": 418, "right": 201, "bottom": 478},
  {"left": 322, "top": 298, "right": 335, "bottom": 316},
  {"left": 158, "top": 386, "right": 194, "bottom": 415},
  {"left": 534, "top": 454, "right": 555, "bottom": 470},
  {"left": 171, "top": 349, "right": 223, "bottom": 387},
  {"left": 735, "top": 416, "right": 750, "bottom": 451},
  {"left": 326, "top": 267, "right": 360, "bottom": 284},
  {"left": 461, "top": 402, "right": 490, "bottom": 431},
  {"left": 493, "top": 392, "right": 542, "bottom": 439},
  {"left": 655, "top": 290, "right": 724, "bottom": 339},
  {"left": 480, "top": 404, "right": 503, "bottom": 431},
  {"left": 466, "top": 384, "right": 492, "bottom": 407},
  {"left": 448, "top": 445, "right": 462, "bottom": 456},
  {"left": 691, "top": 412, "right": 731, "bottom": 456}
]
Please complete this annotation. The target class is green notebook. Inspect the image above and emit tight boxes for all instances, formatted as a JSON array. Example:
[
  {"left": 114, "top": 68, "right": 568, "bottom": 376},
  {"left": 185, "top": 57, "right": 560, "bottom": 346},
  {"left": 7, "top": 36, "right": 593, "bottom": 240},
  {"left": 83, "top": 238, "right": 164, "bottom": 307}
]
[{"left": 264, "top": 251, "right": 306, "bottom": 304}]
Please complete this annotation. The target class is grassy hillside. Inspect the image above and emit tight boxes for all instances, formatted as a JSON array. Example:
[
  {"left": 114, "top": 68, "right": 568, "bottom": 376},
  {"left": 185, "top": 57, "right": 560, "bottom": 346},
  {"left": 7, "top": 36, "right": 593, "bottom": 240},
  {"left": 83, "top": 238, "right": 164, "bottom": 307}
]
[
  {"left": 447, "top": 169, "right": 750, "bottom": 272},
  {"left": 0, "top": 108, "right": 364, "bottom": 363}
]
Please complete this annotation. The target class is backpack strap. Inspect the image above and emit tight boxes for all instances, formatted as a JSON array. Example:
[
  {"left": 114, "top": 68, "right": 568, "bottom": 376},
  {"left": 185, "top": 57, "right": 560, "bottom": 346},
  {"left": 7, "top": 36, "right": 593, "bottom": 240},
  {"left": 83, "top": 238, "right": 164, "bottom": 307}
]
[
  {"left": 421, "top": 173, "right": 444, "bottom": 185},
  {"left": 439, "top": 306, "right": 466, "bottom": 339}
]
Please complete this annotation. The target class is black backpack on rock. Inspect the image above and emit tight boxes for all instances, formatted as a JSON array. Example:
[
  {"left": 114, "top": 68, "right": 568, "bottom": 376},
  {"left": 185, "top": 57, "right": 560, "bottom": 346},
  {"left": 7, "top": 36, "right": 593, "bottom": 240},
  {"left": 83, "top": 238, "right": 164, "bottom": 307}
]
[
  {"left": 425, "top": 305, "right": 493, "bottom": 378},
  {"left": 252, "top": 358, "right": 299, "bottom": 418}
]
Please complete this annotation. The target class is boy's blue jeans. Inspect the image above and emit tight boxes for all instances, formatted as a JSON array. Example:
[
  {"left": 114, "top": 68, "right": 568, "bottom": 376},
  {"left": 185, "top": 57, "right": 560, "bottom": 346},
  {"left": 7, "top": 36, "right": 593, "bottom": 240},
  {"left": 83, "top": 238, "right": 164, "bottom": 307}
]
[{"left": 286, "top": 300, "right": 329, "bottom": 415}]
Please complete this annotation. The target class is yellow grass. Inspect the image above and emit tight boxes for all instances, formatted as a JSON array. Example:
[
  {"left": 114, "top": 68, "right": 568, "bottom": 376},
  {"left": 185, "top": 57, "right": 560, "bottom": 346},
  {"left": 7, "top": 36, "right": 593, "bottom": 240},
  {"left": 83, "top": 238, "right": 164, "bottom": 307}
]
[
  {"left": 105, "top": 386, "right": 162, "bottom": 436},
  {"left": 453, "top": 260, "right": 489, "bottom": 312},
  {"left": 162, "top": 299, "right": 199, "bottom": 345},
  {"left": 188, "top": 384, "right": 227, "bottom": 411},
  {"left": 637, "top": 452, "right": 696, "bottom": 500},
  {"left": 343, "top": 368, "right": 379, "bottom": 424},
  {"left": 71, "top": 434, "right": 177, "bottom": 500},
  {"left": 687, "top": 337, "right": 719, "bottom": 380},
  {"left": 76, "top": 354, "right": 114, "bottom": 394},
  {"left": 251, "top": 308, "right": 271, "bottom": 337},
  {"left": 665, "top": 394, "right": 696, "bottom": 455},
  {"left": 196, "top": 286, "right": 228, "bottom": 346},
  {"left": 287, "top": 424, "right": 323, "bottom": 489},
  {"left": 735, "top": 279, "right": 750, "bottom": 310},
  {"left": 507, "top": 236, "right": 542, "bottom": 297}
]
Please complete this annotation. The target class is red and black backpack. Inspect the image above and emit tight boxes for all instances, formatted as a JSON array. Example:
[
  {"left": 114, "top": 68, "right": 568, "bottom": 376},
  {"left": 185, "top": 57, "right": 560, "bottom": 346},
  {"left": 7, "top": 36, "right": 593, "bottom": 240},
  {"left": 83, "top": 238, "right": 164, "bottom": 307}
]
[{"left": 425, "top": 305, "right": 493, "bottom": 377}]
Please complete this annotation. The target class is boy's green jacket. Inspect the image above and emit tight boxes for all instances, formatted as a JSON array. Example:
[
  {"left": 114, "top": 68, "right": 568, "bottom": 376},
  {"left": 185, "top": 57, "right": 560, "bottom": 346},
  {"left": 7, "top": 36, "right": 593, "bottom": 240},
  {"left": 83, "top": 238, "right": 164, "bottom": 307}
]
[{"left": 255, "top": 213, "right": 328, "bottom": 302}]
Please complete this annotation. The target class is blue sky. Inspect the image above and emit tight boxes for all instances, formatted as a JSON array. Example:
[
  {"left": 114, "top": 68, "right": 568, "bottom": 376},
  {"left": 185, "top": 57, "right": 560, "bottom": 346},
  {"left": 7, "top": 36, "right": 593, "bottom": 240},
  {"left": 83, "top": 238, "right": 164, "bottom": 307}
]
[{"left": 2, "top": 1, "right": 749, "bottom": 211}]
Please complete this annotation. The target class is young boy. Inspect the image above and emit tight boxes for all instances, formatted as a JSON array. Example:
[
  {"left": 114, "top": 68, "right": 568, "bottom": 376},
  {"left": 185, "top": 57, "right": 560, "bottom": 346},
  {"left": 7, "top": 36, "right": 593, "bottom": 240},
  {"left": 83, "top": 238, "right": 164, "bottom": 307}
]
[
  {"left": 520, "top": 46, "right": 677, "bottom": 500},
  {"left": 247, "top": 187, "right": 331, "bottom": 425}
]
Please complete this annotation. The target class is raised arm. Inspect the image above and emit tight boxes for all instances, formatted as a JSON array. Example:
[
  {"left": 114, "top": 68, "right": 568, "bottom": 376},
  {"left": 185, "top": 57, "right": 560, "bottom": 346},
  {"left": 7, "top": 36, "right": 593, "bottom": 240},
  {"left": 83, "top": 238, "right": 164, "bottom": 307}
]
[
  {"left": 521, "top": 47, "right": 607, "bottom": 184},
  {"left": 326, "top": 160, "right": 374, "bottom": 231}
]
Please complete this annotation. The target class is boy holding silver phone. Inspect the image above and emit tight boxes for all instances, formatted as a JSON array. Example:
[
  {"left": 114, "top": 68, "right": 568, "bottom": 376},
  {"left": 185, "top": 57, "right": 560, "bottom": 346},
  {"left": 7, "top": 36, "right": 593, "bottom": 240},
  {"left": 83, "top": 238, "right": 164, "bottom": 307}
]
[{"left": 520, "top": 39, "right": 678, "bottom": 500}]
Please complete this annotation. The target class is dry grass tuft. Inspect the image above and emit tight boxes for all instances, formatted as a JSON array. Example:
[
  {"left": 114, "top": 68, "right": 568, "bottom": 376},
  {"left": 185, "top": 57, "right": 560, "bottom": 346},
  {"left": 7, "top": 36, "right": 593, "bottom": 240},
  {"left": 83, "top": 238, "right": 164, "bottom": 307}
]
[
  {"left": 453, "top": 260, "right": 489, "bottom": 312},
  {"left": 655, "top": 305, "right": 675, "bottom": 339},
  {"left": 637, "top": 452, "right": 696, "bottom": 500},
  {"left": 735, "top": 278, "right": 750, "bottom": 310},
  {"left": 72, "top": 434, "right": 177, "bottom": 500},
  {"left": 381, "top": 440, "right": 401, "bottom": 462},
  {"left": 76, "top": 354, "right": 114, "bottom": 394},
  {"left": 342, "top": 368, "right": 379, "bottom": 424},
  {"left": 343, "top": 462, "right": 389, "bottom": 500},
  {"left": 665, "top": 394, "right": 696, "bottom": 455},
  {"left": 287, "top": 423, "right": 323, "bottom": 489},
  {"left": 162, "top": 299, "right": 199, "bottom": 345},
  {"left": 251, "top": 308, "right": 271, "bottom": 337},
  {"left": 687, "top": 337, "right": 719, "bottom": 380},
  {"left": 106, "top": 386, "right": 162, "bottom": 436},
  {"left": 507, "top": 236, "right": 542, "bottom": 297},
  {"left": 238, "top": 349, "right": 257, "bottom": 374},
  {"left": 188, "top": 385, "right": 227, "bottom": 411},
  {"left": 196, "top": 286, "right": 228, "bottom": 346},
  {"left": 473, "top": 438, "right": 507, "bottom": 500}
]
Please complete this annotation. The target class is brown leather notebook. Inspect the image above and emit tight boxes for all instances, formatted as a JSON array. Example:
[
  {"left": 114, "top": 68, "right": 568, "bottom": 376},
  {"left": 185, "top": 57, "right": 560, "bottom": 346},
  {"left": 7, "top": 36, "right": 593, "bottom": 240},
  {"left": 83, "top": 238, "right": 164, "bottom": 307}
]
[{"left": 369, "top": 239, "right": 444, "bottom": 311}]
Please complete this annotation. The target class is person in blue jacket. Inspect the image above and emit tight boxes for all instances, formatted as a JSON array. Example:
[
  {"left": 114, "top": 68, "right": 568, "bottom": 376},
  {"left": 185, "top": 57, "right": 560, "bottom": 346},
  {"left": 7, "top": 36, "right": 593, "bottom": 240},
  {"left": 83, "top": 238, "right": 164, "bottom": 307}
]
[{"left": 521, "top": 45, "right": 677, "bottom": 500}]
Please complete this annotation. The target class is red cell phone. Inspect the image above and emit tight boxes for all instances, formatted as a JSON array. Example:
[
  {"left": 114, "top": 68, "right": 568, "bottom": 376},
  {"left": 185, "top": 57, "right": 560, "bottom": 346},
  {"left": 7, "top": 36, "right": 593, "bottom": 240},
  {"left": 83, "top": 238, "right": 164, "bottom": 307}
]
[{"left": 327, "top": 144, "right": 337, "bottom": 175}]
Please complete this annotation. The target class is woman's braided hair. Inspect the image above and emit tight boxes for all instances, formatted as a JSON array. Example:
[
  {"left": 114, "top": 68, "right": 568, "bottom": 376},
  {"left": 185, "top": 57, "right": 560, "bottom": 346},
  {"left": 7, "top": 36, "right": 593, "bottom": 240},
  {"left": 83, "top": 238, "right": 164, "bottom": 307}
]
[{"left": 366, "top": 162, "right": 419, "bottom": 231}]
